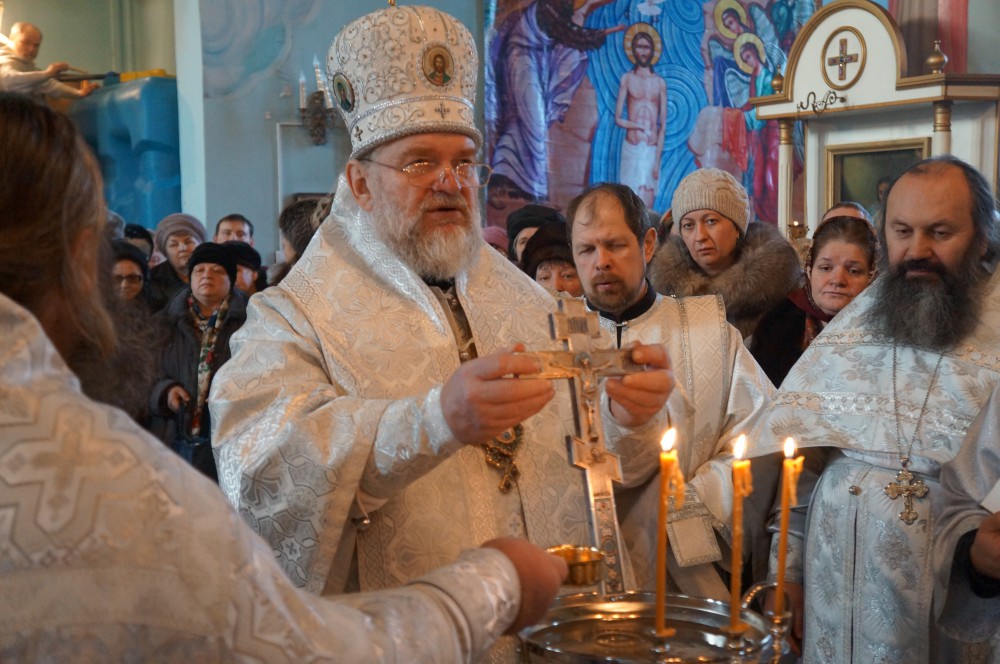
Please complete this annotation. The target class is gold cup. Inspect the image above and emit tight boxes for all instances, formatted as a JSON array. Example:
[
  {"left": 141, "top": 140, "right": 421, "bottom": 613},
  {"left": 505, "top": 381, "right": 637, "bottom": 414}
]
[{"left": 547, "top": 545, "right": 605, "bottom": 586}]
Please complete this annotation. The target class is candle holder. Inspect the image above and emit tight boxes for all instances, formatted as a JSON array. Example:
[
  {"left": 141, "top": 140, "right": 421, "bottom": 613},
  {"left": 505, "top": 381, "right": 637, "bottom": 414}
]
[
  {"left": 741, "top": 580, "right": 791, "bottom": 662},
  {"left": 299, "top": 90, "right": 341, "bottom": 146},
  {"left": 763, "top": 609, "right": 792, "bottom": 663}
]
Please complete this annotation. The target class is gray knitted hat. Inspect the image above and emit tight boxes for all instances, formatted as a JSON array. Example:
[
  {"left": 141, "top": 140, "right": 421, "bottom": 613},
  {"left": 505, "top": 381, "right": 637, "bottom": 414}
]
[
  {"left": 154, "top": 213, "right": 206, "bottom": 256},
  {"left": 670, "top": 168, "right": 752, "bottom": 234}
]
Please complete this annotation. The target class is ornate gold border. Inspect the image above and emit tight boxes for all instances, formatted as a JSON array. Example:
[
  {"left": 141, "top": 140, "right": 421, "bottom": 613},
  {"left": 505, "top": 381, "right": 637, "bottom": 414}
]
[
  {"left": 821, "top": 26, "right": 867, "bottom": 91},
  {"left": 752, "top": 0, "right": 906, "bottom": 109},
  {"left": 824, "top": 137, "right": 931, "bottom": 211}
]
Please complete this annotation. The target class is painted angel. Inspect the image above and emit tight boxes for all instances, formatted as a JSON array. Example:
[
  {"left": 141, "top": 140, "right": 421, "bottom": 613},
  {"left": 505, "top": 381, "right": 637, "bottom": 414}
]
[{"left": 707, "top": 0, "right": 787, "bottom": 108}]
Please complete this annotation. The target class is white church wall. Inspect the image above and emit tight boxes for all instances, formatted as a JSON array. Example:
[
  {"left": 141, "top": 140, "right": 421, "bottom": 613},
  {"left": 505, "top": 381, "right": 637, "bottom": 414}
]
[{"left": 804, "top": 100, "right": 997, "bottom": 226}]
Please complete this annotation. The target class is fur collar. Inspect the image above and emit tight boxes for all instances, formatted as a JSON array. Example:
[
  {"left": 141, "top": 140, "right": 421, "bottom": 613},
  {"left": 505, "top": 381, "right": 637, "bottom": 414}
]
[{"left": 648, "top": 222, "right": 802, "bottom": 339}]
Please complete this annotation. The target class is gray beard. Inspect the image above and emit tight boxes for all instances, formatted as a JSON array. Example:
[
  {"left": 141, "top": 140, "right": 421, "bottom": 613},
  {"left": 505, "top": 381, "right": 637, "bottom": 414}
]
[
  {"left": 865, "top": 253, "right": 989, "bottom": 351},
  {"left": 370, "top": 193, "right": 482, "bottom": 281}
]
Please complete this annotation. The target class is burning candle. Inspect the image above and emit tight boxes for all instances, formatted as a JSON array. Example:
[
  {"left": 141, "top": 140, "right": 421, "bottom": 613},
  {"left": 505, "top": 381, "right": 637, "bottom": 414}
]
[
  {"left": 298, "top": 72, "right": 307, "bottom": 110},
  {"left": 729, "top": 435, "right": 752, "bottom": 633},
  {"left": 313, "top": 56, "right": 334, "bottom": 110},
  {"left": 774, "top": 437, "right": 804, "bottom": 617},
  {"left": 656, "top": 428, "right": 685, "bottom": 637}
]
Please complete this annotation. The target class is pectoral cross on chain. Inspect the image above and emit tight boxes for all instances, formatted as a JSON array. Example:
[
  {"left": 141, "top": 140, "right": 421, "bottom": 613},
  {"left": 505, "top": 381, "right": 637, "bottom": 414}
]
[
  {"left": 518, "top": 299, "right": 643, "bottom": 593},
  {"left": 884, "top": 467, "right": 929, "bottom": 525}
]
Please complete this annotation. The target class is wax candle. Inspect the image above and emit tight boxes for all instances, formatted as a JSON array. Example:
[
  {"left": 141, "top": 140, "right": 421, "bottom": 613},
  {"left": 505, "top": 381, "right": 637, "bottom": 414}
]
[
  {"left": 313, "top": 56, "right": 334, "bottom": 110},
  {"left": 729, "top": 435, "right": 752, "bottom": 633},
  {"left": 774, "top": 437, "right": 804, "bottom": 617},
  {"left": 656, "top": 428, "right": 685, "bottom": 637},
  {"left": 299, "top": 72, "right": 307, "bottom": 110}
]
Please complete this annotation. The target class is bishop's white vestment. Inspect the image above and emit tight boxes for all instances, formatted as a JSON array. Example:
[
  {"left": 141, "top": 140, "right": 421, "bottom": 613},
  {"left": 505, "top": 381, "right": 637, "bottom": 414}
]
[
  {"left": 0, "top": 292, "right": 526, "bottom": 663},
  {"left": 600, "top": 293, "right": 774, "bottom": 599},
  {"left": 210, "top": 176, "right": 665, "bottom": 660},
  {"left": 751, "top": 274, "right": 1000, "bottom": 663}
]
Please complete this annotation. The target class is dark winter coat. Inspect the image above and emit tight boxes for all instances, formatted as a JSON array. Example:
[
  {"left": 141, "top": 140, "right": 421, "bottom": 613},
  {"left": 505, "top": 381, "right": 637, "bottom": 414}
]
[
  {"left": 148, "top": 288, "right": 248, "bottom": 478},
  {"left": 147, "top": 261, "right": 188, "bottom": 313},
  {"left": 648, "top": 222, "right": 802, "bottom": 340}
]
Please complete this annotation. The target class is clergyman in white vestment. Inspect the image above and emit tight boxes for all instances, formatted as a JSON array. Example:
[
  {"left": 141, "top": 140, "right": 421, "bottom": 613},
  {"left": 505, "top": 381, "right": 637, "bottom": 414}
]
[
  {"left": 750, "top": 156, "right": 1000, "bottom": 663},
  {"left": 565, "top": 182, "right": 775, "bottom": 600},
  {"left": 210, "top": 7, "right": 673, "bottom": 663}
]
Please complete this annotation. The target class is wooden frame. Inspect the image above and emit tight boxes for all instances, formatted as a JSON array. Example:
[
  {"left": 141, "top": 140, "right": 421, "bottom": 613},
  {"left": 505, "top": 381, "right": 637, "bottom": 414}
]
[{"left": 825, "top": 137, "right": 931, "bottom": 213}]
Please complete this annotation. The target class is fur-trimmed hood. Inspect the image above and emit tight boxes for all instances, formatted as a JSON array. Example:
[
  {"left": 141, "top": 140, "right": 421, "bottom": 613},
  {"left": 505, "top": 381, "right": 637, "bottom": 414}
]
[{"left": 648, "top": 222, "right": 802, "bottom": 339}]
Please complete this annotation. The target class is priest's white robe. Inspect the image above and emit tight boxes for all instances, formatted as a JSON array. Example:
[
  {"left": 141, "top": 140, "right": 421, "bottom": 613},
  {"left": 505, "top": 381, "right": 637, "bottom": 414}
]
[
  {"left": 210, "top": 175, "right": 666, "bottom": 659},
  {"left": 0, "top": 292, "right": 524, "bottom": 663},
  {"left": 933, "top": 386, "right": 1000, "bottom": 663},
  {"left": 602, "top": 294, "right": 775, "bottom": 599},
  {"left": 751, "top": 274, "right": 1000, "bottom": 663}
]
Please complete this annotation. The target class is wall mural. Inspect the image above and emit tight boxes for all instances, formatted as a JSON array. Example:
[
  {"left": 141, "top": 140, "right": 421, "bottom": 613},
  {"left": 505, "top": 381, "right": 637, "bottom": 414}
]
[
  {"left": 484, "top": 0, "right": 819, "bottom": 228},
  {"left": 201, "top": 0, "right": 322, "bottom": 97}
]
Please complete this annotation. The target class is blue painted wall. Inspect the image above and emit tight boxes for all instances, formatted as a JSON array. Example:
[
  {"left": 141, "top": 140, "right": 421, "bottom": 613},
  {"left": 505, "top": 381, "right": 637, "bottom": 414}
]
[{"left": 193, "top": 0, "right": 483, "bottom": 261}]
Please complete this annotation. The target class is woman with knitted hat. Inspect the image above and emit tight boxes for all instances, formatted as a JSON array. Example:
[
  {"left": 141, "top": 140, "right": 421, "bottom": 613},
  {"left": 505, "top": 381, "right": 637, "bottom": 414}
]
[
  {"left": 150, "top": 242, "right": 248, "bottom": 481},
  {"left": 648, "top": 167, "right": 801, "bottom": 340},
  {"left": 147, "top": 212, "right": 207, "bottom": 311}
]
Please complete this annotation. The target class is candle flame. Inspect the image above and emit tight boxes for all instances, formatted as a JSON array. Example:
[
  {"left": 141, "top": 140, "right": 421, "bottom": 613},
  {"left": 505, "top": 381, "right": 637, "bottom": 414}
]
[
  {"left": 660, "top": 428, "right": 676, "bottom": 453},
  {"left": 784, "top": 437, "right": 796, "bottom": 458},
  {"left": 733, "top": 434, "right": 746, "bottom": 459}
]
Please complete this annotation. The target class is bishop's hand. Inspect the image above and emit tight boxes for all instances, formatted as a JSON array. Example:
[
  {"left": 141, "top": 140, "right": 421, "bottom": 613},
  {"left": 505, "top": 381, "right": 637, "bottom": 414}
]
[
  {"left": 441, "top": 344, "right": 554, "bottom": 446},
  {"left": 605, "top": 342, "right": 673, "bottom": 428}
]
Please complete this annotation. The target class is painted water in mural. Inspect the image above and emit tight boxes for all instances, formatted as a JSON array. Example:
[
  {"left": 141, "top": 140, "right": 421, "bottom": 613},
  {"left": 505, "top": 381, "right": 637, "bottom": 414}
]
[{"left": 484, "top": 0, "right": 818, "bottom": 227}]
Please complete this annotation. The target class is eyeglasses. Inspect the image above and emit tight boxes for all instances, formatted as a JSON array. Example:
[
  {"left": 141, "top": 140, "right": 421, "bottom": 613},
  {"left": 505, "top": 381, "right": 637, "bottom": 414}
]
[
  {"left": 114, "top": 274, "right": 143, "bottom": 285},
  {"left": 362, "top": 159, "right": 492, "bottom": 189}
]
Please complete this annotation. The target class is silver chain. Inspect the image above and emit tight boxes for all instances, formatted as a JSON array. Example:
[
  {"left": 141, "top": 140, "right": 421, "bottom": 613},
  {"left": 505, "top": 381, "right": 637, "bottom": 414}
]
[{"left": 891, "top": 343, "right": 943, "bottom": 468}]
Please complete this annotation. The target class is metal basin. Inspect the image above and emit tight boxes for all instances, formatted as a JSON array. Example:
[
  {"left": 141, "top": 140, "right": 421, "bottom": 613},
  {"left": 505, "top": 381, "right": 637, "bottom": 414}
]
[{"left": 521, "top": 591, "right": 774, "bottom": 663}]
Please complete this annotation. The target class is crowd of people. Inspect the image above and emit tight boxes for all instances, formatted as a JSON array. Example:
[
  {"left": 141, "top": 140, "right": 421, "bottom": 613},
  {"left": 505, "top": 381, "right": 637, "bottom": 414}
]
[{"left": 2, "top": 4, "right": 1000, "bottom": 664}]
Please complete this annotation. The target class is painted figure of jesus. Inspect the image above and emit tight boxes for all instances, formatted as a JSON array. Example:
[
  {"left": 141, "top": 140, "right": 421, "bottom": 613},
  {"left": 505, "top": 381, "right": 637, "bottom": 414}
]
[{"left": 615, "top": 25, "right": 667, "bottom": 207}]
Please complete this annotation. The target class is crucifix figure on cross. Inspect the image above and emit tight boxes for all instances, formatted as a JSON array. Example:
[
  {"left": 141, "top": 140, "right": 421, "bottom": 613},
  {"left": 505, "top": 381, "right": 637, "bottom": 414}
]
[
  {"left": 516, "top": 298, "right": 644, "bottom": 594},
  {"left": 884, "top": 466, "right": 929, "bottom": 525}
]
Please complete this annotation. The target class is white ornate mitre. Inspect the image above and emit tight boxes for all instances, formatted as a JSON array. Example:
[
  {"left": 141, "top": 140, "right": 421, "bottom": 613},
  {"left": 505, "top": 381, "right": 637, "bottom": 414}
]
[{"left": 328, "top": 5, "right": 481, "bottom": 159}]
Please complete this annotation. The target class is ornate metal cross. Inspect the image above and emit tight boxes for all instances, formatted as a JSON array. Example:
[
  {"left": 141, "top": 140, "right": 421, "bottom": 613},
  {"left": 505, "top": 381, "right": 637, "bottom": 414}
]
[
  {"left": 518, "top": 299, "right": 643, "bottom": 593},
  {"left": 884, "top": 467, "right": 929, "bottom": 525},
  {"left": 827, "top": 38, "right": 859, "bottom": 81},
  {"left": 434, "top": 102, "right": 451, "bottom": 119}
]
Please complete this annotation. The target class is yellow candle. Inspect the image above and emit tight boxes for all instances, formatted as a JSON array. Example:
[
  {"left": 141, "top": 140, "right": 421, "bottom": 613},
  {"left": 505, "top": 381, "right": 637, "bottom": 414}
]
[
  {"left": 729, "top": 435, "right": 752, "bottom": 633},
  {"left": 656, "top": 428, "right": 685, "bottom": 637},
  {"left": 774, "top": 437, "right": 804, "bottom": 617}
]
